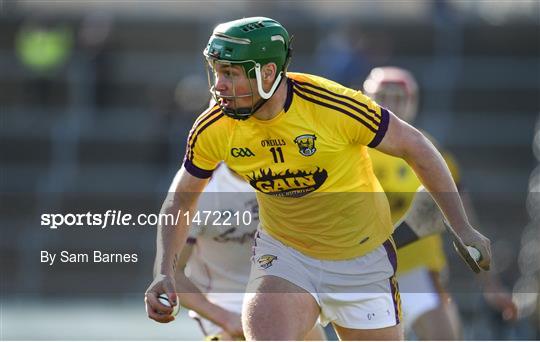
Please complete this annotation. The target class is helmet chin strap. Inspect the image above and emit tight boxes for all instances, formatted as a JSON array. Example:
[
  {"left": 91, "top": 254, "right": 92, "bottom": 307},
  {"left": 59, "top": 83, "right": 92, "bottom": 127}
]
[
  {"left": 219, "top": 64, "right": 281, "bottom": 120},
  {"left": 254, "top": 63, "right": 283, "bottom": 99},
  {"left": 234, "top": 70, "right": 284, "bottom": 119},
  {"left": 212, "top": 65, "right": 284, "bottom": 120}
]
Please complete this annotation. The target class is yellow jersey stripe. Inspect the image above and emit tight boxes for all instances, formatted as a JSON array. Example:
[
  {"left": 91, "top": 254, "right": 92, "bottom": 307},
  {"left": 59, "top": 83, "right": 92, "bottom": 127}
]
[
  {"left": 187, "top": 109, "right": 225, "bottom": 160},
  {"left": 292, "top": 80, "right": 381, "bottom": 127},
  {"left": 188, "top": 112, "right": 224, "bottom": 162},
  {"left": 188, "top": 105, "right": 221, "bottom": 148},
  {"left": 186, "top": 107, "right": 222, "bottom": 161},
  {"left": 292, "top": 84, "right": 379, "bottom": 133},
  {"left": 293, "top": 79, "right": 382, "bottom": 119},
  {"left": 293, "top": 81, "right": 381, "bottom": 131}
]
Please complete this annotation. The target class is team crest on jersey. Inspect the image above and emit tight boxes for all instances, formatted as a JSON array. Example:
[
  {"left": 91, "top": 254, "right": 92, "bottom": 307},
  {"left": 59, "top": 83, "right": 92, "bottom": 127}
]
[
  {"left": 257, "top": 254, "right": 277, "bottom": 269},
  {"left": 247, "top": 168, "right": 328, "bottom": 197},
  {"left": 294, "top": 134, "right": 317, "bottom": 156}
]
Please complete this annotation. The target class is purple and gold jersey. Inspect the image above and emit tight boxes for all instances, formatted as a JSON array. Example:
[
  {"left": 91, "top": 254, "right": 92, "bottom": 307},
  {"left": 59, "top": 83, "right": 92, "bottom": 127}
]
[{"left": 184, "top": 72, "right": 392, "bottom": 260}]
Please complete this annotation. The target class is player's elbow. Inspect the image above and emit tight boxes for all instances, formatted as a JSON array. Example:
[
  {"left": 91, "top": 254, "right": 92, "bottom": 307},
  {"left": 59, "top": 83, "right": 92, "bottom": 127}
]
[{"left": 401, "top": 127, "right": 430, "bottom": 161}]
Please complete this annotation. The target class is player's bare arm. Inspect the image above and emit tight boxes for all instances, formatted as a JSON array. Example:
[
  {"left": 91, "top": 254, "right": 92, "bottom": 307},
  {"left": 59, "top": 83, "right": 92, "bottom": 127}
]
[
  {"left": 173, "top": 243, "right": 244, "bottom": 338},
  {"left": 145, "top": 167, "right": 209, "bottom": 323},
  {"left": 375, "top": 111, "right": 492, "bottom": 270}
]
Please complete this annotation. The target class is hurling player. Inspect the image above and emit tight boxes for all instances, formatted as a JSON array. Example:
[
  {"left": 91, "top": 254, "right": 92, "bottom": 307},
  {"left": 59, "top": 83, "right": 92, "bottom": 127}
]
[{"left": 145, "top": 17, "right": 491, "bottom": 340}]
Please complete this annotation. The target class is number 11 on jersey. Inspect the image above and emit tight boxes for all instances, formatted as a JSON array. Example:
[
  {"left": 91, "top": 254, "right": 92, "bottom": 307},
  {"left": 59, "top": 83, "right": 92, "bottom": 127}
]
[{"left": 270, "top": 147, "right": 285, "bottom": 163}]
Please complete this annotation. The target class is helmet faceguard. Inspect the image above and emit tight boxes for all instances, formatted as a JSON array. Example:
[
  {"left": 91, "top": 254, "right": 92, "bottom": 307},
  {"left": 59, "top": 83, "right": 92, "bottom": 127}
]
[
  {"left": 203, "top": 17, "right": 291, "bottom": 120},
  {"left": 363, "top": 67, "right": 419, "bottom": 123},
  {"left": 205, "top": 58, "right": 258, "bottom": 120}
]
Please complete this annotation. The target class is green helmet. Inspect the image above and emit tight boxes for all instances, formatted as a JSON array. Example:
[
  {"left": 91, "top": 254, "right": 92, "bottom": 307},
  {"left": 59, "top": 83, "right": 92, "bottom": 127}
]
[{"left": 203, "top": 17, "right": 292, "bottom": 119}]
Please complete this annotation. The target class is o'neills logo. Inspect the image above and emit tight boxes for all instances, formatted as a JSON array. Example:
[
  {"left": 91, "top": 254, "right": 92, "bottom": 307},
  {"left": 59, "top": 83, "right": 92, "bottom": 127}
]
[
  {"left": 261, "top": 138, "right": 286, "bottom": 147},
  {"left": 248, "top": 168, "right": 328, "bottom": 197}
]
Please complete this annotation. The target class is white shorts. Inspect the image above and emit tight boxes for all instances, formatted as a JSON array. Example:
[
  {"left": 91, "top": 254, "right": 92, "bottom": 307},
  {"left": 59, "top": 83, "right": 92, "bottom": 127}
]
[
  {"left": 248, "top": 230, "right": 401, "bottom": 329},
  {"left": 189, "top": 293, "right": 243, "bottom": 337},
  {"left": 398, "top": 267, "right": 441, "bottom": 329}
]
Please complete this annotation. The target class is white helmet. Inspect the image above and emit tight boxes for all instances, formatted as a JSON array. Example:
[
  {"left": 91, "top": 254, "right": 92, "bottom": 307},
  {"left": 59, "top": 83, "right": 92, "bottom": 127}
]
[{"left": 363, "top": 66, "right": 419, "bottom": 123}]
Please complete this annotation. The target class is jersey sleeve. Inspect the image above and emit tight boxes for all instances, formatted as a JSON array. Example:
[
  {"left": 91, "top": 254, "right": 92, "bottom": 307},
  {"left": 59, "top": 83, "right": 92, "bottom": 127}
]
[
  {"left": 337, "top": 89, "right": 390, "bottom": 148},
  {"left": 183, "top": 106, "right": 226, "bottom": 179}
]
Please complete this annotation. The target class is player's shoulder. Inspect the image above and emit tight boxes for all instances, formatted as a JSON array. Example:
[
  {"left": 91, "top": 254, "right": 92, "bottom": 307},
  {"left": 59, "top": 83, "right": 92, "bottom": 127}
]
[
  {"left": 189, "top": 103, "right": 234, "bottom": 138},
  {"left": 288, "top": 72, "right": 370, "bottom": 102},
  {"left": 287, "top": 72, "right": 346, "bottom": 90},
  {"left": 192, "top": 103, "right": 229, "bottom": 128},
  {"left": 288, "top": 72, "right": 385, "bottom": 139}
]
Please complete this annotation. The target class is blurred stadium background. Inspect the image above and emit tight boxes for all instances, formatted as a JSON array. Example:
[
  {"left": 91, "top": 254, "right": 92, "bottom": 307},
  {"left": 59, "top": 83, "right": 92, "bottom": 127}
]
[{"left": 1, "top": 0, "right": 539, "bottom": 340}]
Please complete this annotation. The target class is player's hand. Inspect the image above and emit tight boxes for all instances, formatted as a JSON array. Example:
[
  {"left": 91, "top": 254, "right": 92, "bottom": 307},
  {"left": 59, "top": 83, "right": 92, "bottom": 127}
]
[
  {"left": 218, "top": 310, "right": 244, "bottom": 340},
  {"left": 145, "top": 274, "right": 178, "bottom": 323},
  {"left": 484, "top": 291, "right": 518, "bottom": 321},
  {"left": 456, "top": 224, "right": 492, "bottom": 271},
  {"left": 482, "top": 277, "right": 519, "bottom": 322}
]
